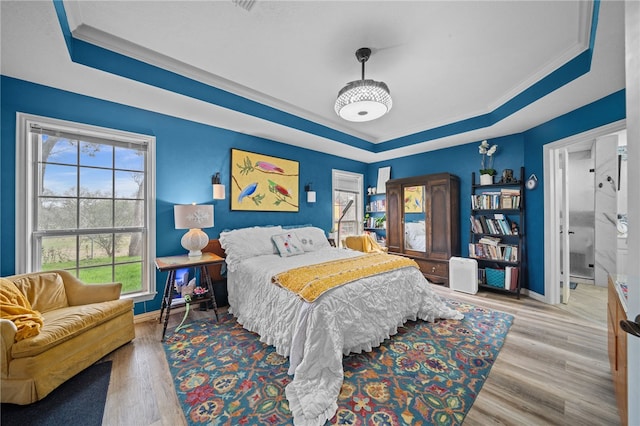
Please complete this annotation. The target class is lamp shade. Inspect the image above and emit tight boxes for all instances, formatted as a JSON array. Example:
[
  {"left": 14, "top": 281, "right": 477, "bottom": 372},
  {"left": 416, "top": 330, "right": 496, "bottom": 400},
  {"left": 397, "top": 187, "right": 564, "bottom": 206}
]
[
  {"left": 213, "top": 184, "right": 226, "bottom": 200},
  {"left": 307, "top": 191, "right": 316, "bottom": 203},
  {"left": 174, "top": 204, "right": 213, "bottom": 257},
  {"left": 174, "top": 204, "right": 214, "bottom": 229},
  {"left": 335, "top": 79, "right": 392, "bottom": 122},
  {"left": 212, "top": 172, "right": 226, "bottom": 200}
]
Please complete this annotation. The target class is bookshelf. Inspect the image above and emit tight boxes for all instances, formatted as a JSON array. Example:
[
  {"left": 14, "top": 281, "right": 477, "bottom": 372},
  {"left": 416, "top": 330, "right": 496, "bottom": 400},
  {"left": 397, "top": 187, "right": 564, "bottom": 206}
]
[
  {"left": 469, "top": 166, "right": 526, "bottom": 298},
  {"left": 364, "top": 192, "right": 386, "bottom": 246}
]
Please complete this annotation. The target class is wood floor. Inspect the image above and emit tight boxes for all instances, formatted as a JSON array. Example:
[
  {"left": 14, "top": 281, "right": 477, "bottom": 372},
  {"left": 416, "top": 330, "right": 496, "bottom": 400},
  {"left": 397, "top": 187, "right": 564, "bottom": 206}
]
[{"left": 100, "top": 285, "right": 620, "bottom": 426}]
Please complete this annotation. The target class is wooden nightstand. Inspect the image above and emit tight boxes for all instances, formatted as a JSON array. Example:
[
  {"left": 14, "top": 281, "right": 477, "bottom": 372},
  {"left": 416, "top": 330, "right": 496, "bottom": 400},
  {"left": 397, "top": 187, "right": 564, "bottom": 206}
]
[{"left": 155, "top": 252, "right": 225, "bottom": 341}]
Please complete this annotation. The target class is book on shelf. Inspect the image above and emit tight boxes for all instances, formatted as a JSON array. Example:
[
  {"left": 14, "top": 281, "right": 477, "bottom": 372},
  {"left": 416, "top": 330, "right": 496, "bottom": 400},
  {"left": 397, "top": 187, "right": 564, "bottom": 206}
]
[
  {"left": 471, "top": 214, "right": 517, "bottom": 236},
  {"left": 478, "top": 235, "right": 501, "bottom": 246},
  {"left": 504, "top": 266, "right": 519, "bottom": 291},
  {"left": 472, "top": 188, "right": 521, "bottom": 210},
  {"left": 469, "top": 243, "right": 518, "bottom": 262},
  {"left": 478, "top": 268, "right": 486, "bottom": 286},
  {"left": 367, "top": 199, "right": 385, "bottom": 212},
  {"left": 504, "top": 266, "right": 512, "bottom": 290},
  {"left": 500, "top": 188, "right": 521, "bottom": 209}
]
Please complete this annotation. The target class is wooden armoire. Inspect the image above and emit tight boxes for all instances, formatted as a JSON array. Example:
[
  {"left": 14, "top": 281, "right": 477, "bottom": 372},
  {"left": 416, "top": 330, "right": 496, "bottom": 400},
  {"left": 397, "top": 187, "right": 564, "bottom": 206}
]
[{"left": 386, "top": 173, "right": 460, "bottom": 286}]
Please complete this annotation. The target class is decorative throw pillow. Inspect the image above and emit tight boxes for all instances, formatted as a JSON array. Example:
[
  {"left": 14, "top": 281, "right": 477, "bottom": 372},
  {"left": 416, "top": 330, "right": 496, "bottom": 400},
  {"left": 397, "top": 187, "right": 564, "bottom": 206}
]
[
  {"left": 294, "top": 226, "right": 331, "bottom": 252},
  {"left": 219, "top": 225, "right": 284, "bottom": 270},
  {"left": 272, "top": 232, "right": 305, "bottom": 257}
]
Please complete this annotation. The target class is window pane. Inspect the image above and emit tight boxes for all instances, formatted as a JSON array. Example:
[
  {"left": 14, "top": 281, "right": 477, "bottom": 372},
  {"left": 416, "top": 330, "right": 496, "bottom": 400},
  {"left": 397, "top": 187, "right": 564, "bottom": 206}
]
[
  {"left": 80, "top": 199, "right": 113, "bottom": 229},
  {"left": 40, "top": 235, "right": 76, "bottom": 270},
  {"left": 38, "top": 197, "right": 77, "bottom": 230},
  {"left": 79, "top": 234, "right": 112, "bottom": 267},
  {"left": 80, "top": 141, "right": 113, "bottom": 168},
  {"left": 115, "top": 262, "right": 142, "bottom": 294},
  {"left": 80, "top": 167, "right": 112, "bottom": 197},
  {"left": 40, "top": 136, "right": 77, "bottom": 165},
  {"left": 115, "top": 146, "right": 144, "bottom": 171},
  {"left": 115, "top": 200, "right": 144, "bottom": 227},
  {"left": 340, "top": 221, "right": 359, "bottom": 236},
  {"left": 41, "top": 164, "right": 77, "bottom": 196},
  {"left": 115, "top": 171, "right": 143, "bottom": 199},
  {"left": 79, "top": 265, "right": 114, "bottom": 285},
  {"left": 116, "top": 232, "right": 143, "bottom": 260}
]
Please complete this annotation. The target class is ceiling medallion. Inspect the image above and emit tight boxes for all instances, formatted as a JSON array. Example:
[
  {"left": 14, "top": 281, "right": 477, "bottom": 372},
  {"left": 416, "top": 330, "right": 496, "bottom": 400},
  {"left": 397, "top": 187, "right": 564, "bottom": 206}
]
[{"left": 334, "top": 47, "right": 392, "bottom": 122}]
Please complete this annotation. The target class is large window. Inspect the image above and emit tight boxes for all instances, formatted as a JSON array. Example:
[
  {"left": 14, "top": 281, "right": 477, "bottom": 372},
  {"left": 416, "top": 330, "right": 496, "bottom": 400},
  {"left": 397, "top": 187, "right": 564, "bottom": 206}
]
[
  {"left": 16, "top": 114, "right": 156, "bottom": 300},
  {"left": 332, "top": 170, "right": 363, "bottom": 246}
]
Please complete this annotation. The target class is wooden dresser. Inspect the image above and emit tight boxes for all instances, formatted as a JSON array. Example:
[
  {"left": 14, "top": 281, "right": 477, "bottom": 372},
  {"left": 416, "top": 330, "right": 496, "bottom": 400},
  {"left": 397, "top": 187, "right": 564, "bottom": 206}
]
[{"left": 607, "top": 275, "right": 627, "bottom": 426}]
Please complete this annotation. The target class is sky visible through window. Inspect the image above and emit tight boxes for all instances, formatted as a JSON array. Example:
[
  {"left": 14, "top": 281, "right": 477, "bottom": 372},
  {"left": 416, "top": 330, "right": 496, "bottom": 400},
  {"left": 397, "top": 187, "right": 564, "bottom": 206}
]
[{"left": 41, "top": 135, "right": 144, "bottom": 199}]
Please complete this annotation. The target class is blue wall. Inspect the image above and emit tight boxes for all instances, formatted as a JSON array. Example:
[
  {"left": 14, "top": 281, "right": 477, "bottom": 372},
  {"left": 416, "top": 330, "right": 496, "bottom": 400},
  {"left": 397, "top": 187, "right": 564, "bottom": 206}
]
[
  {"left": 367, "top": 134, "right": 524, "bottom": 279},
  {"left": 0, "top": 76, "right": 365, "bottom": 314},
  {"left": 368, "top": 90, "right": 626, "bottom": 295},
  {"left": 0, "top": 75, "right": 626, "bottom": 305}
]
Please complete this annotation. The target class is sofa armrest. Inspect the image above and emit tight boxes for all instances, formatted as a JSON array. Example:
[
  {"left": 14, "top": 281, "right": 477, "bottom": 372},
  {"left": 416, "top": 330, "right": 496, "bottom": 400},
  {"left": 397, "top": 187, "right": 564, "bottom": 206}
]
[
  {"left": 1, "top": 319, "right": 17, "bottom": 376},
  {"left": 57, "top": 270, "right": 123, "bottom": 306}
]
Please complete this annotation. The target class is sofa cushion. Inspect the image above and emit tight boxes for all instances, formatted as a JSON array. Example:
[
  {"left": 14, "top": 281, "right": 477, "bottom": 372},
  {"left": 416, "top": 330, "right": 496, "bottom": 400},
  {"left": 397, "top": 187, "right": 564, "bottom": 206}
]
[
  {"left": 11, "top": 299, "right": 133, "bottom": 359},
  {"left": 11, "top": 273, "right": 69, "bottom": 313}
]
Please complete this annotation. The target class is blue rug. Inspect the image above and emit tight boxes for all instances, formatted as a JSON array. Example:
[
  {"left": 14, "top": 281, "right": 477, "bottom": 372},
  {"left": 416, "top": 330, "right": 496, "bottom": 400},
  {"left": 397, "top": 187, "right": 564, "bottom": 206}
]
[
  {"left": 163, "top": 300, "right": 513, "bottom": 425},
  {"left": 1, "top": 361, "right": 112, "bottom": 426}
]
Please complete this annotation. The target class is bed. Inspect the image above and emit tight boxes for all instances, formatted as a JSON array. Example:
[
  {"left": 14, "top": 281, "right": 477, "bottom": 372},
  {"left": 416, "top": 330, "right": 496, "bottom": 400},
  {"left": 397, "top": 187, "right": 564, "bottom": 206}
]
[{"left": 219, "top": 225, "right": 463, "bottom": 426}]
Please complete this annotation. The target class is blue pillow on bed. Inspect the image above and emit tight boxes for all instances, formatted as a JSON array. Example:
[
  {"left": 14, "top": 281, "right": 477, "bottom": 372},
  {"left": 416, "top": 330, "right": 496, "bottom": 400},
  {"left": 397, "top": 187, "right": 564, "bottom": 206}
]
[{"left": 272, "top": 232, "right": 305, "bottom": 257}]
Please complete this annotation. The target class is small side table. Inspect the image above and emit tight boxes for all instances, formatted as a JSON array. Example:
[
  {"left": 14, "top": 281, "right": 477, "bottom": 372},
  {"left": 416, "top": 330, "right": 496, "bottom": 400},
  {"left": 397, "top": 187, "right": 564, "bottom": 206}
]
[{"left": 155, "top": 252, "right": 225, "bottom": 341}]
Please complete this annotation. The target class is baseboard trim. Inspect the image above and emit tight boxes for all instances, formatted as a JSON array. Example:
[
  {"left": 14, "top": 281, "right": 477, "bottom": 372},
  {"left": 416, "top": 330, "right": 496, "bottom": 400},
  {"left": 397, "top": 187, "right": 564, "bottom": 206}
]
[{"left": 133, "top": 307, "right": 186, "bottom": 324}]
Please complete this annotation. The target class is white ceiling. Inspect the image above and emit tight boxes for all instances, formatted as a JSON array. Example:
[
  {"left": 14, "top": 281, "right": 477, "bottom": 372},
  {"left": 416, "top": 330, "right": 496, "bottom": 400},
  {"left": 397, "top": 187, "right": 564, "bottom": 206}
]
[{"left": 0, "top": 1, "right": 626, "bottom": 163}]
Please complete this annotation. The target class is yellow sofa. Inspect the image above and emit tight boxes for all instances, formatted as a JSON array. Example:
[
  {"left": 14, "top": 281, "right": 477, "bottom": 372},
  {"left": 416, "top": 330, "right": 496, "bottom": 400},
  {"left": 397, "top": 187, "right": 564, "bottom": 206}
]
[{"left": 1, "top": 270, "right": 135, "bottom": 404}]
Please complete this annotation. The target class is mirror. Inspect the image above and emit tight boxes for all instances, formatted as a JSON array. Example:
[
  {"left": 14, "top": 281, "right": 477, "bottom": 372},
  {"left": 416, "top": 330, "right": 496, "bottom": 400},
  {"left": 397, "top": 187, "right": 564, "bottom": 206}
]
[{"left": 403, "top": 185, "right": 426, "bottom": 251}]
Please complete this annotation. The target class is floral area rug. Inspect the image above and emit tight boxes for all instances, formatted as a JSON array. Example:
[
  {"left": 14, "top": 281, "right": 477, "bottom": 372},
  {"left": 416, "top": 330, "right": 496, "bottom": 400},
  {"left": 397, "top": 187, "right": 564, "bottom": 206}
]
[{"left": 162, "top": 299, "right": 513, "bottom": 426}]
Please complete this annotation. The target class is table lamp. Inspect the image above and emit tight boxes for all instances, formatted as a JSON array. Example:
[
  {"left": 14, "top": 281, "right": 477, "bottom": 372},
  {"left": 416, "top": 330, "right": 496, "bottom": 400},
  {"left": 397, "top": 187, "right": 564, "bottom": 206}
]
[{"left": 174, "top": 203, "right": 214, "bottom": 257}]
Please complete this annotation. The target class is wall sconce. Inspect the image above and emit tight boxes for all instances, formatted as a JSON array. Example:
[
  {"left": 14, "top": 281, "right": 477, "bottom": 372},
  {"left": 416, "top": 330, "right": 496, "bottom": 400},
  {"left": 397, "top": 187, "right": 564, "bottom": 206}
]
[
  {"left": 212, "top": 172, "right": 226, "bottom": 200},
  {"left": 174, "top": 203, "right": 214, "bottom": 257},
  {"left": 305, "top": 183, "right": 316, "bottom": 203}
]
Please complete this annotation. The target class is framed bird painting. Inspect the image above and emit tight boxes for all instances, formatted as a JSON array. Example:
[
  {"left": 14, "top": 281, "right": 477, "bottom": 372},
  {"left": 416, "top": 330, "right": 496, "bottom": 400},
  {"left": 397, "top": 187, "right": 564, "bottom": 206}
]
[{"left": 230, "top": 149, "right": 299, "bottom": 212}]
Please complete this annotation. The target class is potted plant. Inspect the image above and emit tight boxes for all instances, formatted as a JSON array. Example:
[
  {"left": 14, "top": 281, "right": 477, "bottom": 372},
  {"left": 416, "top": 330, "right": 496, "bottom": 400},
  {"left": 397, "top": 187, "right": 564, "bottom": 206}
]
[
  {"left": 374, "top": 214, "right": 386, "bottom": 229},
  {"left": 478, "top": 140, "right": 498, "bottom": 185}
]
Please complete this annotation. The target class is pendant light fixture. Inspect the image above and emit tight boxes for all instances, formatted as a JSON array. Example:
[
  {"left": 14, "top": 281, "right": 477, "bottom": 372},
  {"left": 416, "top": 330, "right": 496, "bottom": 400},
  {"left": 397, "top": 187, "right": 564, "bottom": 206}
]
[{"left": 334, "top": 47, "right": 392, "bottom": 122}]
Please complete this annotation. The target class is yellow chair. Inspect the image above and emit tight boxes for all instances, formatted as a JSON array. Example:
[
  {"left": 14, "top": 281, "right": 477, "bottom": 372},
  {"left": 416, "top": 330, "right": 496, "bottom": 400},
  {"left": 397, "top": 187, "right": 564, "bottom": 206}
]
[
  {"left": 344, "top": 234, "right": 388, "bottom": 253},
  {"left": 1, "top": 270, "right": 134, "bottom": 404}
]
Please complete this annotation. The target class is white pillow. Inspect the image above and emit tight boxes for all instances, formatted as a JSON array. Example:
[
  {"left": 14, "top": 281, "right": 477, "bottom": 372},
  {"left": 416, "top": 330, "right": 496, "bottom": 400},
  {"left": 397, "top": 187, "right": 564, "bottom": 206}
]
[
  {"left": 219, "top": 225, "right": 283, "bottom": 270},
  {"left": 272, "top": 232, "right": 305, "bottom": 257},
  {"left": 294, "top": 226, "right": 331, "bottom": 252}
]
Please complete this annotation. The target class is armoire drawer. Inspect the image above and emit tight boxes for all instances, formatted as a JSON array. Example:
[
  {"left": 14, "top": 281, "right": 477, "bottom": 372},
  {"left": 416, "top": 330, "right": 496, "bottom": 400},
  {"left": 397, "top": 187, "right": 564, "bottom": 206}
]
[{"left": 413, "top": 259, "right": 448, "bottom": 279}]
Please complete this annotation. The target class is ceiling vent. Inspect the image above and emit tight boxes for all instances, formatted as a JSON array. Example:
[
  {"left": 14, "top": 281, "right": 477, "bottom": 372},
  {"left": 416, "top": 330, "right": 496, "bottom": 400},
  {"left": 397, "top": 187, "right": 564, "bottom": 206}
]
[{"left": 232, "top": 0, "right": 256, "bottom": 12}]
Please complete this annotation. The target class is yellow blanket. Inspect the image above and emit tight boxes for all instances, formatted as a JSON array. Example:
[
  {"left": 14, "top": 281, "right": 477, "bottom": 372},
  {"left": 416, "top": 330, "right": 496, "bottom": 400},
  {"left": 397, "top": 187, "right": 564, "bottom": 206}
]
[
  {"left": 272, "top": 253, "right": 419, "bottom": 302},
  {"left": 0, "top": 278, "right": 44, "bottom": 341},
  {"left": 344, "top": 234, "right": 388, "bottom": 253}
]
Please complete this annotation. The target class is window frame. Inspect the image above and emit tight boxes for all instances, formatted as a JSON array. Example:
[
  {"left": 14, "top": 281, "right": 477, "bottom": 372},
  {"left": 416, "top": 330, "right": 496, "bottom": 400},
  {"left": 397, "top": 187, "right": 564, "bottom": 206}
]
[
  {"left": 15, "top": 113, "right": 157, "bottom": 302},
  {"left": 331, "top": 169, "right": 364, "bottom": 246}
]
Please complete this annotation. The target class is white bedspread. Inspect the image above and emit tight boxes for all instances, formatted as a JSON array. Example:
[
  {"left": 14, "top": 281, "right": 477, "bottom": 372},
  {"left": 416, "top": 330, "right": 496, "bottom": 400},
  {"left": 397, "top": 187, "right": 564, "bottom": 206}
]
[{"left": 227, "top": 247, "right": 463, "bottom": 426}]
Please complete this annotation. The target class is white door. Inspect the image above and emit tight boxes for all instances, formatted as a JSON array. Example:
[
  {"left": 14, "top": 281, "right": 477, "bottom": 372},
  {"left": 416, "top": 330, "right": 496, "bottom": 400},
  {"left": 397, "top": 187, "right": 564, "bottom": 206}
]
[
  {"left": 558, "top": 148, "right": 571, "bottom": 303},
  {"left": 594, "top": 134, "right": 619, "bottom": 287}
]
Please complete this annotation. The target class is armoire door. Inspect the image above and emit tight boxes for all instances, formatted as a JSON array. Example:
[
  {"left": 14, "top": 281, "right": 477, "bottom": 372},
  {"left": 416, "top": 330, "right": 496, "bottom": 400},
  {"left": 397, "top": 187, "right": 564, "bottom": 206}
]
[
  {"left": 385, "top": 181, "right": 402, "bottom": 253},
  {"left": 426, "top": 176, "right": 452, "bottom": 260}
]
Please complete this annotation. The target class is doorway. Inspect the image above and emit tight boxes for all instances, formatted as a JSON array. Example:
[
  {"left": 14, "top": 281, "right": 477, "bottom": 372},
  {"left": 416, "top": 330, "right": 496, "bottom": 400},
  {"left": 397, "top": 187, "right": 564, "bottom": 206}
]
[{"left": 544, "top": 120, "right": 626, "bottom": 306}]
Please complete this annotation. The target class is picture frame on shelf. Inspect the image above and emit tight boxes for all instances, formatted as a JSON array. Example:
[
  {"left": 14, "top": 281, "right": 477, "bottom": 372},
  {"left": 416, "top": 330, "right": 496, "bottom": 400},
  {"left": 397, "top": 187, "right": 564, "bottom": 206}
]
[{"left": 376, "top": 166, "right": 391, "bottom": 194}]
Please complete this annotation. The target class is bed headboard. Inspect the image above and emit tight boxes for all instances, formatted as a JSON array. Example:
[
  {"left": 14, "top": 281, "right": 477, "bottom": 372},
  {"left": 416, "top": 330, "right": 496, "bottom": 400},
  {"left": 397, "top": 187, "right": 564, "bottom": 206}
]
[{"left": 202, "top": 239, "right": 225, "bottom": 281}]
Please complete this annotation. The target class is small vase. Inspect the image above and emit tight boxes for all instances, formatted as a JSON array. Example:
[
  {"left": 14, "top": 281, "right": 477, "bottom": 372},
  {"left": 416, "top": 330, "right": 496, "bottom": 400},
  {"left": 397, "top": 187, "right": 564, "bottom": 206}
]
[{"left": 480, "top": 174, "right": 494, "bottom": 185}]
